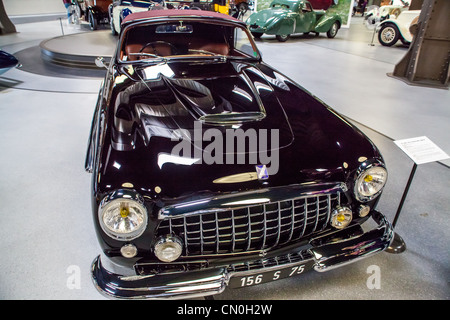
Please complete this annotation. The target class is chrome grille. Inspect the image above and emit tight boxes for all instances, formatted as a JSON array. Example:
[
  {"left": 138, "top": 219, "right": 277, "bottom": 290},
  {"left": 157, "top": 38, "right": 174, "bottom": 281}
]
[
  {"left": 227, "top": 250, "right": 314, "bottom": 273},
  {"left": 157, "top": 192, "right": 340, "bottom": 256}
]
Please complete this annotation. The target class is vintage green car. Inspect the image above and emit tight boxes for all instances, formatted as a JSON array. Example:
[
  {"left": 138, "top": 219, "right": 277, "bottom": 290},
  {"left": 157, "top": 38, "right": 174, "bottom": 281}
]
[{"left": 246, "top": 0, "right": 342, "bottom": 42}]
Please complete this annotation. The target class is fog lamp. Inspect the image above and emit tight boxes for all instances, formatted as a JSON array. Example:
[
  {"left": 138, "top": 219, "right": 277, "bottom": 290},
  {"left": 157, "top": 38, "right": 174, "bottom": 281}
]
[
  {"left": 331, "top": 207, "right": 353, "bottom": 229},
  {"left": 154, "top": 235, "right": 183, "bottom": 262},
  {"left": 120, "top": 244, "right": 137, "bottom": 258},
  {"left": 358, "top": 205, "right": 371, "bottom": 217}
]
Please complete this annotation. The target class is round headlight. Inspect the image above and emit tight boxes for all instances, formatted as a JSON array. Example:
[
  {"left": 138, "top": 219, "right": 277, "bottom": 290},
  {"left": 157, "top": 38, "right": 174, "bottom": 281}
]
[
  {"left": 354, "top": 164, "right": 387, "bottom": 202},
  {"left": 99, "top": 194, "right": 147, "bottom": 241}
]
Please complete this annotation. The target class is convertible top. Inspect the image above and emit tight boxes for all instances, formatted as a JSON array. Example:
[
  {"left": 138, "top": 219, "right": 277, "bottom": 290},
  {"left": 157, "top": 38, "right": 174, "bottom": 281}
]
[{"left": 122, "top": 9, "right": 244, "bottom": 25}]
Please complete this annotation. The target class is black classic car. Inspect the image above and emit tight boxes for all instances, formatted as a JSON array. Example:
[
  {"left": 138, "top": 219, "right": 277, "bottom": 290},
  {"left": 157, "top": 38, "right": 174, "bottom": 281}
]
[
  {"left": 86, "top": 9, "right": 394, "bottom": 299},
  {"left": 0, "top": 50, "right": 20, "bottom": 75}
]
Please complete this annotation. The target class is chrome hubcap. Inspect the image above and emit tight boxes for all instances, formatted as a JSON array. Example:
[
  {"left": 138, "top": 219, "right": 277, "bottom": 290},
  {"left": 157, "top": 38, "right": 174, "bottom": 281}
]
[
  {"left": 381, "top": 27, "right": 395, "bottom": 43},
  {"left": 331, "top": 24, "right": 337, "bottom": 35}
]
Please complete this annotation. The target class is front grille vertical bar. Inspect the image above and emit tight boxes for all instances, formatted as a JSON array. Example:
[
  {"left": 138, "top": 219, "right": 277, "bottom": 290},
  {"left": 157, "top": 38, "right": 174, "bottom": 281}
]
[
  {"left": 312, "top": 196, "right": 320, "bottom": 233},
  {"left": 199, "top": 214, "right": 203, "bottom": 255},
  {"left": 273, "top": 202, "right": 281, "bottom": 247},
  {"left": 287, "top": 199, "right": 295, "bottom": 243},
  {"left": 323, "top": 194, "right": 331, "bottom": 229},
  {"left": 183, "top": 216, "right": 188, "bottom": 255},
  {"left": 246, "top": 207, "right": 252, "bottom": 251},
  {"left": 300, "top": 198, "right": 308, "bottom": 238},
  {"left": 231, "top": 209, "right": 236, "bottom": 252},
  {"left": 215, "top": 211, "right": 220, "bottom": 254},
  {"left": 262, "top": 203, "right": 267, "bottom": 248}
]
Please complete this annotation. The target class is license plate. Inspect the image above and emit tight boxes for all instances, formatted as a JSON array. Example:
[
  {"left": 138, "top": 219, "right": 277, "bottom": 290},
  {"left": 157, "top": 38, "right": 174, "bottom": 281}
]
[{"left": 229, "top": 260, "right": 315, "bottom": 289}]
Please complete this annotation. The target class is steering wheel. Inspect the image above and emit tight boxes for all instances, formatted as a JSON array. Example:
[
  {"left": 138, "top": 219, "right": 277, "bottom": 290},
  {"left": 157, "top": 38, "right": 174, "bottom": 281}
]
[{"left": 139, "top": 41, "right": 178, "bottom": 56}]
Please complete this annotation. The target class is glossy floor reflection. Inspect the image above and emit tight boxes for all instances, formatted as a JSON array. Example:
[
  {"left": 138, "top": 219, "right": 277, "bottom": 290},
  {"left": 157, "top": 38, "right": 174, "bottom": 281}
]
[{"left": 0, "top": 16, "right": 448, "bottom": 300}]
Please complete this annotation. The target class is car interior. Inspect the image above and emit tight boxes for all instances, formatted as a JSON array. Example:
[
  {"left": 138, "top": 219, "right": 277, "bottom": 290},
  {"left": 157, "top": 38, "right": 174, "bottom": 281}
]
[{"left": 120, "top": 21, "right": 254, "bottom": 61}]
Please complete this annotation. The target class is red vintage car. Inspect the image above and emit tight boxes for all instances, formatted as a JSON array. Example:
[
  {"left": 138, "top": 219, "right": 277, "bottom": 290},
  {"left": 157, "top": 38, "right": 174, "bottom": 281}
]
[
  {"left": 82, "top": 0, "right": 112, "bottom": 30},
  {"left": 309, "top": 0, "right": 332, "bottom": 10}
]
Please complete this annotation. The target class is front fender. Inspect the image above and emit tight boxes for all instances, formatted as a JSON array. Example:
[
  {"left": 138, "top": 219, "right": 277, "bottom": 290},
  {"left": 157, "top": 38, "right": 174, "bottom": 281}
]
[
  {"left": 378, "top": 19, "right": 407, "bottom": 39},
  {"left": 378, "top": 19, "right": 399, "bottom": 29},
  {"left": 247, "top": 9, "right": 294, "bottom": 35},
  {"left": 315, "top": 14, "right": 341, "bottom": 32},
  {"left": 265, "top": 16, "right": 295, "bottom": 35}
]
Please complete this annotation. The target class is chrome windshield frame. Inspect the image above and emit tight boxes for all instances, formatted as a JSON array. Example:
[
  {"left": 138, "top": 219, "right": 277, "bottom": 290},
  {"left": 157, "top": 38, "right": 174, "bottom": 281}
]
[{"left": 116, "top": 16, "right": 262, "bottom": 65}]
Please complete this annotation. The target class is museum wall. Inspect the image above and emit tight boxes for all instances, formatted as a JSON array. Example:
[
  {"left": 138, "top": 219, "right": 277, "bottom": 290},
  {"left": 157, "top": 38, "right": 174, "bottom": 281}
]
[{"left": 3, "top": 0, "right": 64, "bottom": 16}]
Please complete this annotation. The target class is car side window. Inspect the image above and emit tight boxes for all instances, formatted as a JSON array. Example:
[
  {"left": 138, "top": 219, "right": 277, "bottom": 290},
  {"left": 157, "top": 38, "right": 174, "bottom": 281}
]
[
  {"left": 234, "top": 27, "right": 257, "bottom": 58},
  {"left": 301, "top": 2, "right": 312, "bottom": 12},
  {"left": 272, "top": 4, "right": 289, "bottom": 9}
]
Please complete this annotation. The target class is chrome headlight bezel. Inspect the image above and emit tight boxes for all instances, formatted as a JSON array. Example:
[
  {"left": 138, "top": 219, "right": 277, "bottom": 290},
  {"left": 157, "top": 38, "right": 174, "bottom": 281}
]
[
  {"left": 354, "top": 161, "right": 388, "bottom": 202},
  {"left": 153, "top": 235, "right": 184, "bottom": 263},
  {"left": 98, "top": 190, "right": 148, "bottom": 241}
]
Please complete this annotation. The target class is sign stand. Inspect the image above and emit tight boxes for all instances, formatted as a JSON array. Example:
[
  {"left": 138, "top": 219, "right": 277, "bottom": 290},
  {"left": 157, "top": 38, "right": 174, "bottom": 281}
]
[
  {"left": 386, "top": 136, "right": 449, "bottom": 254},
  {"left": 386, "top": 162, "right": 416, "bottom": 253}
]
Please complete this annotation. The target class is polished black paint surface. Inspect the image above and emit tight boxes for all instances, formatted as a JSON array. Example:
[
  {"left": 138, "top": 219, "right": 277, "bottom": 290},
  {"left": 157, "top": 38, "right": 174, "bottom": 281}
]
[
  {"left": 95, "top": 60, "right": 381, "bottom": 195},
  {"left": 0, "top": 50, "right": 19, "bottom": 75}
]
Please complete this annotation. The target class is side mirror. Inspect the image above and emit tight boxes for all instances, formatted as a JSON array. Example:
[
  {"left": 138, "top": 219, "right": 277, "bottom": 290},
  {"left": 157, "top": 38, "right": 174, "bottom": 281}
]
[{"left": 95, "top": 56, "right": 108, "bottom": 69}]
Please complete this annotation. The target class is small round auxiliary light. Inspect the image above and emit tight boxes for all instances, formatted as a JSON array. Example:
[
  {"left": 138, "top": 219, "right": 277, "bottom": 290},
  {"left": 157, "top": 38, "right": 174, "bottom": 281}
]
[
  {"left": 120, "top": 244, "right": 138, "bottom": 258},
  {"left": 358, "top": 205, "right": 371, "bottom": 217},
  {"left": 330, "top": 207, "right": 353, "bottom": 230},
  {"left": 154, "top": 235, "right": 183, "bottom": 263}
]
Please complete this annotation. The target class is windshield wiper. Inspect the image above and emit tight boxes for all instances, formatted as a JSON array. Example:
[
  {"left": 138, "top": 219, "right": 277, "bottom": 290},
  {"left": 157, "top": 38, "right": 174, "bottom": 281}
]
[
  {"left": 128, "top": 53, "right": 167, "bottom": 63},
  {"left": 199, "top": 112, "right": 265, "bottom": 125},
  {"left": 186, "top": 49, "right": 227, "bottom": 62}
]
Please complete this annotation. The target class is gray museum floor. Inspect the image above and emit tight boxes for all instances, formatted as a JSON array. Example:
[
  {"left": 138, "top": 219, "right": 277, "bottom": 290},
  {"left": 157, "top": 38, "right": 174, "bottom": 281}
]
[{"left": 0, "top": 14, "right": 448, "bottom": 300}]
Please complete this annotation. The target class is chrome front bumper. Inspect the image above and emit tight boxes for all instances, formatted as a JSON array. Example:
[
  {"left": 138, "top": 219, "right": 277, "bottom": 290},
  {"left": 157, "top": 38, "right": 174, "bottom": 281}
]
[{"left": 91, "top": 211, "right": 394, "bottom": 299}]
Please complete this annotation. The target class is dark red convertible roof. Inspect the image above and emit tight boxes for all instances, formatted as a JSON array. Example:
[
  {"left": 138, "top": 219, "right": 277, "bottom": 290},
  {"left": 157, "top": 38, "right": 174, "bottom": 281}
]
[{"left": 122, "top": 9, "right": 243, "bottom": 25}]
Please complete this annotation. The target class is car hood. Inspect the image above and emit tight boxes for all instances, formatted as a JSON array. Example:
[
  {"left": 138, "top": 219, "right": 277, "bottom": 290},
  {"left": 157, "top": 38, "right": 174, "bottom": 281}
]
[
  {"left": 113, "top": 60, "right": 294, "bottom": 152},
  {"left": 99, "top": 60, "right": 382, "bottom": 199}
]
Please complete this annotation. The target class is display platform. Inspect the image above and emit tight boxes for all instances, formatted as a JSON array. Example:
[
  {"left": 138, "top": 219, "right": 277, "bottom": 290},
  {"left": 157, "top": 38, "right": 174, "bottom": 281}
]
[{"left": 40, "top": 30, "right": 116, "bottom": 68}]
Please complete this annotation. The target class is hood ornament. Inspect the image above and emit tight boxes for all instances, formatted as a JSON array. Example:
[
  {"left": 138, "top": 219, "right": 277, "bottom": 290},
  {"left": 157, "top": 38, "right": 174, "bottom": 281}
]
[{"left": 255, "top": 165, "right": 269, "bottom": 180}]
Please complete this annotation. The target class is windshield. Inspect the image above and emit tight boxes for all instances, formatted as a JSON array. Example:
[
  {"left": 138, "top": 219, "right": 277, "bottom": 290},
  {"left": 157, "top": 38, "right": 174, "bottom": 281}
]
[
  {"left": 272, "top": 4, "right": 290, "bottom": 9},
  {"left": 119, "top": 20, "right": 260, "bottom": 62}
]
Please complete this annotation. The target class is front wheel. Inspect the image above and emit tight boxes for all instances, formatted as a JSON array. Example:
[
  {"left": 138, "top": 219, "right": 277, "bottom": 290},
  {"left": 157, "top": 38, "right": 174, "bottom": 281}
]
[
  {"left": 110, "top": 15, "right": 117, "bottom": 35},
  {"left": 89, "top": 11, "right": 97, "bottom": 30},
  {"left": 326, "top": 21, "right": 339, "bottom": 38},
  {"left": 276, "top": 34, "right": 290, "bottom": 42},
  {"left": 378, "top": 23, "right": 399, "bottom": 46}
]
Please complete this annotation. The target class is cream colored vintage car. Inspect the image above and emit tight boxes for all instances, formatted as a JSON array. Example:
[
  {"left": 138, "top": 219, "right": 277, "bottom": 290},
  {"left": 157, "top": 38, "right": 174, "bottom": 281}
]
[
  {"left": 377, "top": 9, "right": 420, "bottom": 46},
  {"left": 364, "top": 5, "right": 405, "bottom": 21},
  {"left": 109, "top": 0, "right": 160, "bottom": 35}
]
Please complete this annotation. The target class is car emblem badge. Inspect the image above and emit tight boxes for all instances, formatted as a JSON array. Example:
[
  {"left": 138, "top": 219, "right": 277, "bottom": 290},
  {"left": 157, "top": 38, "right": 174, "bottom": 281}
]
[{"left": 255, "top": 165, "right": 269, "bottom": 180}]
